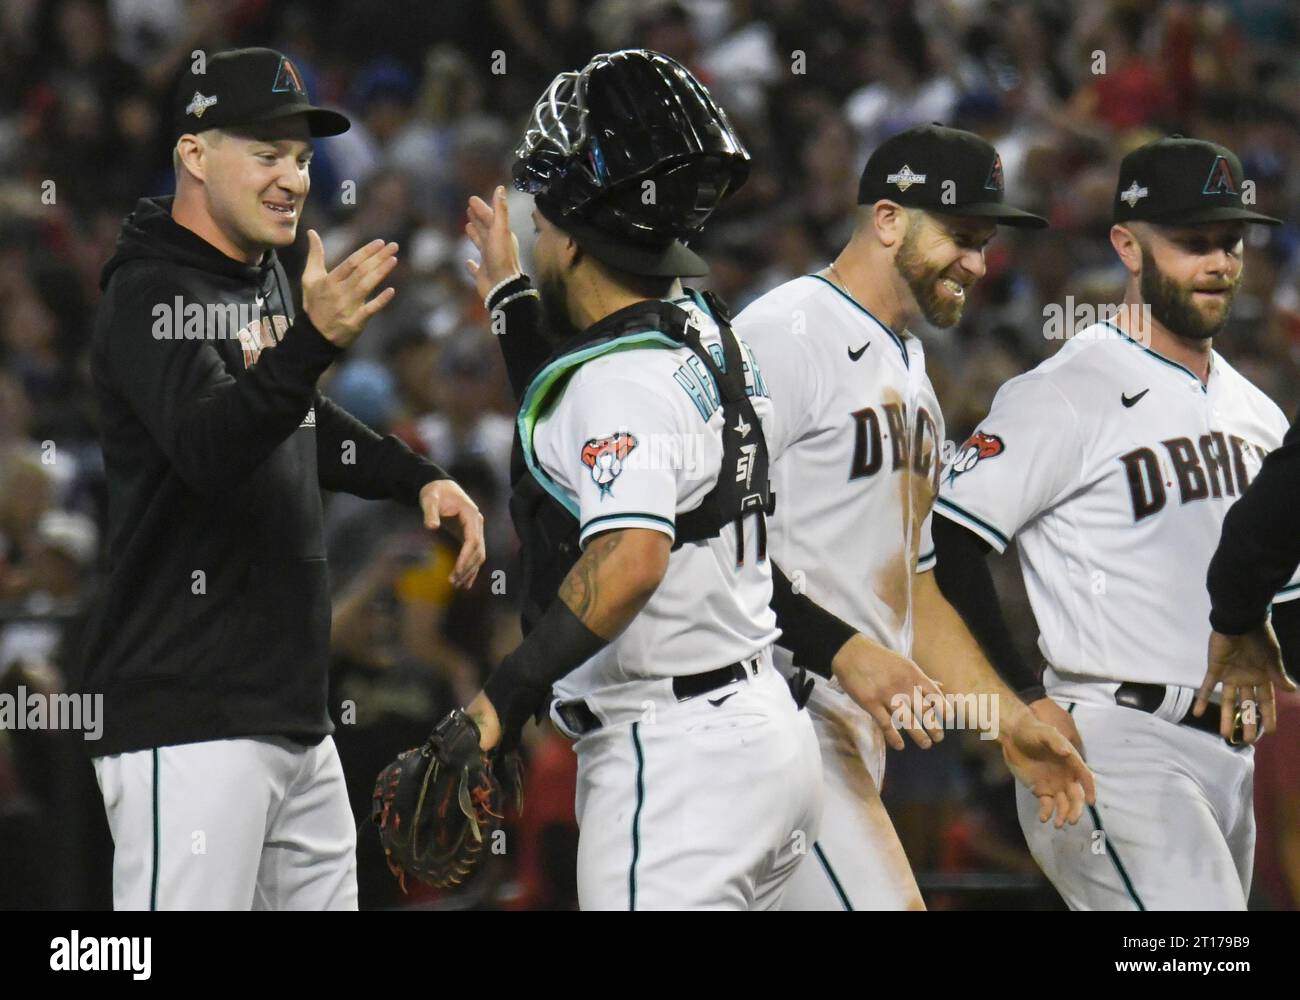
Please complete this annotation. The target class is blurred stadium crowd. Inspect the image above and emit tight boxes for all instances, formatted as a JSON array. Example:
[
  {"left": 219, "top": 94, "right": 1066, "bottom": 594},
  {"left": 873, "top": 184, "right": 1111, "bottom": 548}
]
[{"left": 0, "top": 0, "right": 1298, "bottom": 909}]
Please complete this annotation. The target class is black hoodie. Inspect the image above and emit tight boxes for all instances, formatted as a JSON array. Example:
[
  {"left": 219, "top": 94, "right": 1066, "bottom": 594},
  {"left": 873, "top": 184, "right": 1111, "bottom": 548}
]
[{"left": 80, "top": 196, "right": 448, "bottom": 755}]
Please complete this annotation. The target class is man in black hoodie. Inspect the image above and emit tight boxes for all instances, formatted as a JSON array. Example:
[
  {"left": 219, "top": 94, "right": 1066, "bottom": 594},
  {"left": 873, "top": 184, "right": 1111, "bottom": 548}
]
[{"left": 80, "top": 48, "right": 485, "bottom": 910}]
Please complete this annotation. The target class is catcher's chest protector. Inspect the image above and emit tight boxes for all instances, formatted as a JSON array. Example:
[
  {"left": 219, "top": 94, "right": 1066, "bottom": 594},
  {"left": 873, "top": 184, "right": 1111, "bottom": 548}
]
[{"left": 510, "top": 292, "right": 775, "bottom": 633}]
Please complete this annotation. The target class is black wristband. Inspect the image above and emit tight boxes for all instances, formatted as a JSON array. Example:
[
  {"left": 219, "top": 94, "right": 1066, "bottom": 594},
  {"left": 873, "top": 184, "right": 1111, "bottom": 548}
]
[
  {"left": 1208, "top": 605, "right": 1267, "bottom": 637},
  {"left": 485, "top": 273, "right": 535, "bottom": 312},
  {"left": 483, "top": 598, "right": 608, "bottom": 746},
  {"left": 769, "top": 562, "right": 856, "bottom": 679}
]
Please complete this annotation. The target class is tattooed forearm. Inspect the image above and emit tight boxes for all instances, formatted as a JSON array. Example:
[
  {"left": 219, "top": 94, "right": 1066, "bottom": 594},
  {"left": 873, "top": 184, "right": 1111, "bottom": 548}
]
[
  {"left": 559, "top": 531, "right": 624, "bottom": 627},
  {"left": 557, "top": 529, "right": 667, "bottom": 640}
]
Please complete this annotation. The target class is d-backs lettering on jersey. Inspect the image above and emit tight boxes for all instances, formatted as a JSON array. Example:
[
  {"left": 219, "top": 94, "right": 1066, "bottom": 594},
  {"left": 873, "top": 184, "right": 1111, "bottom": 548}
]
[
  {"left": 736, "top": 274, "right": 944, "bottom": 658},
  {"left": 936, "top": 322, "right": 1300, "bottom": 688},
  {"left": 532, "top": 297, "right": 779, "bottom": 697},
  {"left": 849, "top": 399, "right": 942, "bottom": 488},
  {"left": 1118, "top": 431, "right": 1267, "bottom": 521}
]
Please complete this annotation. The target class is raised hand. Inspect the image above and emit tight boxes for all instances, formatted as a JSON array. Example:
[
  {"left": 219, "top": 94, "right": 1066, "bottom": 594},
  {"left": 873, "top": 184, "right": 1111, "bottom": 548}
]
[
  {"left": 465, "top": 185, "right": 523, "bottom": 301},
  {"left": 302, "top": 230, "right": 399, "bottom": 347}
]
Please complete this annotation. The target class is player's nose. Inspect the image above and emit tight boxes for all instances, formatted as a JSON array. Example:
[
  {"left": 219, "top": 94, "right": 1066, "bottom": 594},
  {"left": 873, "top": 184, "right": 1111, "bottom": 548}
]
[
  {"left": 276, "top": 163, "right": 308, "bottom": 199},
  {"left": 1204, "top": 247, "right": 1234, "bottom": 277},
  {"left": 959, "top": 247, "right": 987, "bottom": 281}
]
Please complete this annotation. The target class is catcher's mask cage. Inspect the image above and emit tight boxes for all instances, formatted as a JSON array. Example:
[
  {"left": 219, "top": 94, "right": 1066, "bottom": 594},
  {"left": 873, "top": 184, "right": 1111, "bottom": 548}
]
[{"left": 512, "top": 49, "right": 751, "bottom": 248}]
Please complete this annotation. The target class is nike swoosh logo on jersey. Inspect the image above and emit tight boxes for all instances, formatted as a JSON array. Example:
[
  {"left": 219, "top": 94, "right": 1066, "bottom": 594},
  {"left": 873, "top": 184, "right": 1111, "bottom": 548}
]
[
  {"left": 1121, "top": 388, "right": 1150, "bottom": 408},
  {"left": 848, "top": 343, "right": 870, "bottom": 361},
  {"left": 707, "top": 692, "right": 737, "bottom": 707}
]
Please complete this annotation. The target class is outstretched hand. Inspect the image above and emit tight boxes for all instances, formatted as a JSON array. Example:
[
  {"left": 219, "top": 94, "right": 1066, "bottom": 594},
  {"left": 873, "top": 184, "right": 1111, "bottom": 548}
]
[
  {"left": 1000, "top": 716, "right": 1096, "bottom": 828},
  {"left": 465, "top": 185, "right": 524, "bottom": 301}
]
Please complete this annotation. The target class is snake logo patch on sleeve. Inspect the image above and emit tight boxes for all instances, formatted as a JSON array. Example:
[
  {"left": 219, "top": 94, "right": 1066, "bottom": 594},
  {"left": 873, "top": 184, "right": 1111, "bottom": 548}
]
[
  {"left": 944, "top": 430, "right": 1004, "bottom": 485},
  {"left": 581, "top": 431, "right": 638, "bottom": 497}
]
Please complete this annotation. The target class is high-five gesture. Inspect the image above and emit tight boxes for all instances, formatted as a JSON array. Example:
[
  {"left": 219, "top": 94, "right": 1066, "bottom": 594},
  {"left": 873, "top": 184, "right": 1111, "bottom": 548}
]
[
  {"left": 465, "top": 186, "right": 523, "bottom": 300},
  {"left": 302, "top": 230, "right": 399, "bottom": 347}
]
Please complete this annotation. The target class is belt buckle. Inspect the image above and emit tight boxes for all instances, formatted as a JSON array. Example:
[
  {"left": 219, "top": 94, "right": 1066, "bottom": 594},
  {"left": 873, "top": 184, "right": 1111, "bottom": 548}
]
[{"left": 553, "top": 700, "right": 589, "bottom": 738}]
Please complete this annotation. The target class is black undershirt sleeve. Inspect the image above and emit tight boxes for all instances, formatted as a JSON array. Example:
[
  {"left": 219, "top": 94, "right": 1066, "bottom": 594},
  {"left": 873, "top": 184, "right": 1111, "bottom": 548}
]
[
  {"left": 483, "top": 597, "right": 608, "bottom": 749},
  {"left": 486, "top": 274, "right": 551, "bottom": 401},
  {"left": 931, "top": 514, "right": 1043, "bottom": 701},
  {"left": 1269, "top": 598, "right": 1300, "bottom": 680},
  {"left": 1207, "top": 412, "right": 1300, "bottom": 634},
  {"left": 769, "top": 560, "right": 856, "bottom": 680}
]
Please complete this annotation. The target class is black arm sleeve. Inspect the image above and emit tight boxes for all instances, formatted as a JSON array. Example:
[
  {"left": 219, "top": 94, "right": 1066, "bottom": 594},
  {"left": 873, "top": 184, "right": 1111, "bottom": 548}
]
[
  {"left": 486, "top": 274, "right": 552, "bottom": 402},
  {"left": 314, "top": 393, "right": 448, "bottom": 506},
  {"left": 932, "top": 514, "right": 1043, "bottom": 700},
  {"left": 1207, "top": 413, "right": 1300, "bottom": 634},
  {"left": 483, "top": 596, "right": 608, "bottom": 747},
  {"left": 1270, "top": 598, "right": 1300, "bottom": 680},
  {"left": 103, "top": 270, "right": 343, "bottom": 497},
  {"left": 769, "top": 561, "right": 856, "bottom": 680}
]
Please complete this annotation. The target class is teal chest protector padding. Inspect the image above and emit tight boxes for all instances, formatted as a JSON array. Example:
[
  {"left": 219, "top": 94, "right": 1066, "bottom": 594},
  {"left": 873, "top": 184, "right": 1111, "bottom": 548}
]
[{"left": 510, "top": 291, "right": 776, "bottom": 633}]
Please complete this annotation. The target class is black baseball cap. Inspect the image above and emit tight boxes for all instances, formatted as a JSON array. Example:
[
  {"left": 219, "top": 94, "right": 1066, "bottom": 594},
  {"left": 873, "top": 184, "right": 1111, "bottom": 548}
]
[
  {"left": 857, "top": 124, "right": 1047, "bottom": 228},
  {"left": 173, "top": 47, "right": 350, "bottom": 139},
  {"left": 1113, "top": 135, "right": 1280, "bottom": 226}
]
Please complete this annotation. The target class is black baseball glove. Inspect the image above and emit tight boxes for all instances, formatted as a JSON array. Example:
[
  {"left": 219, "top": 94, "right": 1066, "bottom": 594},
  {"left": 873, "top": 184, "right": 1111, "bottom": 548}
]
[{"left": 371, "top": 708, "right": 520, "bottom": 892}]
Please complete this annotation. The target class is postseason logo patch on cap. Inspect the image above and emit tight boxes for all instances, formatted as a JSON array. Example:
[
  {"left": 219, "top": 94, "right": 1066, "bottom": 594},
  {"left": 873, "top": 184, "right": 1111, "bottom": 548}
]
[
  {"left": 185, "top": 91, "right": 219, "bottom": 118},
  {"left": 1119, "top": 180, "right": 1149, "bottom": 207},
  {"left": 887, "top": 165, "right": 927, "bottom": 192}
]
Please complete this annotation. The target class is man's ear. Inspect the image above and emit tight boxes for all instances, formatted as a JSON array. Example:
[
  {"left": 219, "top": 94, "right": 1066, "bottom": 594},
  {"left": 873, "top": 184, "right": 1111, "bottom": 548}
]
[
  {"left": 1110, "top": 223, "right": 1143, "bottom": 277},
  {"left": 872, "top": 201, "right": 908, "bottom": 249},
  {"left": 563, "top": 234, "right": 583, "bottom": 271},
  {"left": 175, "top": 134, "right": 206, "bottom": 183}
]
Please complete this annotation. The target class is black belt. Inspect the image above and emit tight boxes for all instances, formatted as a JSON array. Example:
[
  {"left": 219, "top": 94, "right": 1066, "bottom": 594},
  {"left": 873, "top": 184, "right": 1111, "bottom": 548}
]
[
  {"left": 555, "top": 658, "right": 760, "bottom": 736},
  {"left": 1113, "top": 682, "right": 1245, "bottom": 746}
]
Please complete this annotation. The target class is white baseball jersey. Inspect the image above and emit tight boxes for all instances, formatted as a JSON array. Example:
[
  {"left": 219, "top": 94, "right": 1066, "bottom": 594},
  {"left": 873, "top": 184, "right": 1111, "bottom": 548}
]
[
  {"left": 533, "top": 296, "right": 781, "bottom": 700},
  {"left": 736, "top": 274, "right": 944, "bottom": 659},
  {"left": 936, "top": 322, "right": 1300, "bottom": 690},
  {"left": 734, "top": 273, "right": 942, "bottom": 911}
]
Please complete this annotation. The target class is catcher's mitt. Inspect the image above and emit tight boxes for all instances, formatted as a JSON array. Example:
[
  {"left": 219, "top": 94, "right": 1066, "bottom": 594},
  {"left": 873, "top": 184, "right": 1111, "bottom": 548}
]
[{"left": 371, "top": 708, "right": 508, "bottom": 891}]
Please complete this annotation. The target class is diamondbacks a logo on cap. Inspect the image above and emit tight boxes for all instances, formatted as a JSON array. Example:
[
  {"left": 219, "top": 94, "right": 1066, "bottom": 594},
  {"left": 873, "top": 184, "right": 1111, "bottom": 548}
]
[
  {"left": 272, "top": 56, "right": 306, "bottom": 96},
  {"left": 887, "top": 165, "right": 927, "bottom": 192},
  {"left": 984, "top": 154, "right": 1004, "bottom": 192},
  {"left": 1203, "top": 155, "right": 1236, "bottom": 196},
  {"left": 1119, "top": 180, "right": 1149, "bottom": 207},
  {"left": 185, "top": 91, "right": 219, "bottom": 118}
]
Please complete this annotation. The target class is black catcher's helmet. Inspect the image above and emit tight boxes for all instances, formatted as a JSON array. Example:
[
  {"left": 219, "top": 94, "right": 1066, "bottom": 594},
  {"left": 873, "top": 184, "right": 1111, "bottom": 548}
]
[{"left": 513, "top": 49, "right": 750, "bottom": 276}]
